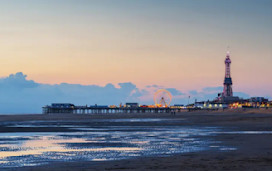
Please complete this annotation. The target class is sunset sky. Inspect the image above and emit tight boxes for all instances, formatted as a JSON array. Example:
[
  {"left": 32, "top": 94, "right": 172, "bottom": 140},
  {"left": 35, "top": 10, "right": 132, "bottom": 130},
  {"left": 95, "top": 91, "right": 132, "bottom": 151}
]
[{"left": 0, "top": 0, "right": 272, "bottom": 109}]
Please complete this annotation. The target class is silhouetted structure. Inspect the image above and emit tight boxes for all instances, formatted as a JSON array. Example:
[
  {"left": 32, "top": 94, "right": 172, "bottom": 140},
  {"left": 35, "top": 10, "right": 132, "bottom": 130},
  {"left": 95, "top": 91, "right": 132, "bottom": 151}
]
[
  {"left": 223, "top": 52, "right": 233, "bottom": 97},
  {"left": 219, "top": 52, "right": 240, "bottom": 103}
]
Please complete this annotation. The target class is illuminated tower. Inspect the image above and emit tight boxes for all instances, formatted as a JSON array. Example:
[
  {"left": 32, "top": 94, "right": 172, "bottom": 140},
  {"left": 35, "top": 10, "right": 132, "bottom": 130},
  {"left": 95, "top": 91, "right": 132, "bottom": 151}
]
[{"left": 223, "top": 52, "right": 233, "bottom": 97}]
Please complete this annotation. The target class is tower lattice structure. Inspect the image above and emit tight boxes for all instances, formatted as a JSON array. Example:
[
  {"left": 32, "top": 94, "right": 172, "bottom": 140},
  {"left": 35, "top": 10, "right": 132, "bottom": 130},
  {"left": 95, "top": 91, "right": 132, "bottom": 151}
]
[{"left": 223, "top": 52, "right": 233, "bottom": 97}]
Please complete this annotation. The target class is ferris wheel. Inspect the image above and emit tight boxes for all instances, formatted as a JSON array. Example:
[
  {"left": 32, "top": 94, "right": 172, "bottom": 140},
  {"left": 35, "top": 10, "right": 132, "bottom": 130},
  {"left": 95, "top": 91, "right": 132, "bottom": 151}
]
[{"left": 154, "top": 89, "right": 172, "bottom": 107}]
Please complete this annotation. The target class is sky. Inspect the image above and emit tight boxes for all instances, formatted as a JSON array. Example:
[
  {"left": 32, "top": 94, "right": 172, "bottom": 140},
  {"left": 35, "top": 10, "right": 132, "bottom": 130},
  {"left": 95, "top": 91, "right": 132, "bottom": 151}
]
[{"left": 0, "top": 0, "right": 271, "bottom": 113}]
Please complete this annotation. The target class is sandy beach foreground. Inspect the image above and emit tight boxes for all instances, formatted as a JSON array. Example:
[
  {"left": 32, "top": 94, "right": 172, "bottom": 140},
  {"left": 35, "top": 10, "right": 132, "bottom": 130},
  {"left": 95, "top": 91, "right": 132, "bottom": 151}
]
[{"left": 1, "top": 109, "right": 272, "bottom": 170}]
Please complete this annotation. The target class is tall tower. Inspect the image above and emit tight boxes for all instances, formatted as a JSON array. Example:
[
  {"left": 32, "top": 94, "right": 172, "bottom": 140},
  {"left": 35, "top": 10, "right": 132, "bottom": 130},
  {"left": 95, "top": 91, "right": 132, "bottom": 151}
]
[{"left": 223, "top": 52, "right": 233, "bottom": 97}]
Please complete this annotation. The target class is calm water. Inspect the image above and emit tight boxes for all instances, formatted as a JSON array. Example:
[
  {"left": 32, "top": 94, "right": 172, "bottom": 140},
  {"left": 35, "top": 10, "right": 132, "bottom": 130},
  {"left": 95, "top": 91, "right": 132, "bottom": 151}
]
[{"left": 0, "top": 118, "right": 235, "bottom": 168}]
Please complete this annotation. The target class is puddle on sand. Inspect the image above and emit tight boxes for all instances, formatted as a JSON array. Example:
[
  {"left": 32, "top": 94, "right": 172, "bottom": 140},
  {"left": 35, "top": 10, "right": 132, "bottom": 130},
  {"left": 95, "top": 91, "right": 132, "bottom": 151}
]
[
  {"left": 212, "top": 131, "right": 272, "bottom": 134},
  {"left": 0, "top": 124, "right": 231, "bottom": 168},
  {"left": 93, "top": 118, "right": 185, "bottom": 122},
  {"left": 219, "top": 147, "right": 237, "bottom": 151},
  {"left": 0, "top": 134, "right": 142, "bottom": 167}
]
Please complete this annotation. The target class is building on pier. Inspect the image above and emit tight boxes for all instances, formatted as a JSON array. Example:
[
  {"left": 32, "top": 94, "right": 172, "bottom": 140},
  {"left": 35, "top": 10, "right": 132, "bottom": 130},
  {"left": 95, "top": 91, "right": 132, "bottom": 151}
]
[
  {"left": 194, "top": 101, "right": 228, "bottom": 109},
  {"left": 125, "top": 103, "right": 139, "bottom": 108},
  {"left": 43, "top": 103, "right": 75, "bottom": 114}
]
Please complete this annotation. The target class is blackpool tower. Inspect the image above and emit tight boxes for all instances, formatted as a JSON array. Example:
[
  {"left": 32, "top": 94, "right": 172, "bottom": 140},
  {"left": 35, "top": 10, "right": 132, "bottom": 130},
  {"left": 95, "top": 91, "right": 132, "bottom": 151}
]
[{"left": 223, "top": 52, "right": 233, "bottom": 97}]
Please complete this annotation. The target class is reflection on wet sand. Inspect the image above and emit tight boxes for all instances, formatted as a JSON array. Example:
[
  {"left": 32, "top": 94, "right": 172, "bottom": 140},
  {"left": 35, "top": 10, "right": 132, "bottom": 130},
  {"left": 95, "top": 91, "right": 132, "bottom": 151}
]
[
  {"left": 0, "top": 118, "right": 235, "bottom": 168},
  {"left": 0, "top": 136, "right": 141, "bottom": 159}
]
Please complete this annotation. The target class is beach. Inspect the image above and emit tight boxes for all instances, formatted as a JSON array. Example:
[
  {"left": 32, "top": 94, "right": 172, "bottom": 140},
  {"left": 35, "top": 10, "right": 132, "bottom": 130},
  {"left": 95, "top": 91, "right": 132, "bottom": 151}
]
[{"left": 1, "top": 109, "right": 272, "bottom": 170}]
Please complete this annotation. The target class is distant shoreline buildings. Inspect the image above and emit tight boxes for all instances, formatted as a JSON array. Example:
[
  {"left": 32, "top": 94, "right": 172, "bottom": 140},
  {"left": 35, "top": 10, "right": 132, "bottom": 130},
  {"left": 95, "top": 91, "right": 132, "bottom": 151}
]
[
  {"left": 194, "top": 52, "right": 270, "bottom": 109},
  {"left": 43, "top": 52, "right": 271, "bottom": 114}
]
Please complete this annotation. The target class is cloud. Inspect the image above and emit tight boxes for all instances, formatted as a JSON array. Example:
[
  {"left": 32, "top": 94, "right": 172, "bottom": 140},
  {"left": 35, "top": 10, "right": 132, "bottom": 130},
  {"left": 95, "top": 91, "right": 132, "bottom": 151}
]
[
  {"left": 0, "top": 73, "right": 254, "bottom": 114},
  {"left": 145, "top": 85, "right": 160, "bottom": 88},
  {"left": 187, "top": 87, "right": 251, "bottom": 102},
  {"left": 0, "top": 72, "right": 144, "bottom": 114},
  {"left": 202, "top": 86, "right": 223, "bottom": 92},
  {"left": 165, "top": 88, "right": 184, "bottom": 96},
  {"left": 0, "top": 72, "right": 38, "bottom": 89},
  {"left": 189, "top": 90, "right": 198, "bottom": 95},
  {"left": 234, "top": 92, "right": 250, "bottom": 99}
]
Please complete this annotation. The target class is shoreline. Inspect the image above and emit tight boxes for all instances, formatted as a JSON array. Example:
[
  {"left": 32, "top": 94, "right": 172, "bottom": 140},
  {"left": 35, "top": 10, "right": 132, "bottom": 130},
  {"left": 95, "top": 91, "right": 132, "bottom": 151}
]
[{"left": 1, "top": 111, "right": 272, "bottom": 170}]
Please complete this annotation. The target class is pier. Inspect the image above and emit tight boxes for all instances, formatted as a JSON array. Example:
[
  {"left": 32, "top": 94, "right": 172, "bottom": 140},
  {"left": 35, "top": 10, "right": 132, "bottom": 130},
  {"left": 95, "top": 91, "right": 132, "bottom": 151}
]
[{"left": 42, "top": 103, "right": 181, "bottom": 114}]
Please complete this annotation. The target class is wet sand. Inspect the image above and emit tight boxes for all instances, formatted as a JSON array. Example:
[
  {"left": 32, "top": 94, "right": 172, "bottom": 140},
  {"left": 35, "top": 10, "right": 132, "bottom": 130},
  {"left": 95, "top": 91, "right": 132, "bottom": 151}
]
[{"left": 1, "top": 109, "right": 272, "bottom": 170}]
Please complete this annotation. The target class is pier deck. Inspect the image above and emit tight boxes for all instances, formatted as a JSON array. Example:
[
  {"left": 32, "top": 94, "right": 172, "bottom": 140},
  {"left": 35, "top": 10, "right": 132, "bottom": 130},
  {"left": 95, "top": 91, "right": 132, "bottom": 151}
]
[{"left": 42, "top": 106, "right": 182, "bottom": 114}]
